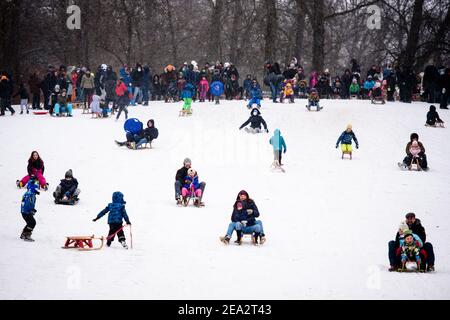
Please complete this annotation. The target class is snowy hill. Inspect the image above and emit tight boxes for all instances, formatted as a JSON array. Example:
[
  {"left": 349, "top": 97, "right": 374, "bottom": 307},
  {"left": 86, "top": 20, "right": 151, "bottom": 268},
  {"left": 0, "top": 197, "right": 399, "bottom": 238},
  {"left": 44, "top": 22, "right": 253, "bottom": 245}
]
[{"left": 0, "top": 99, "right": 449, "bottom": 299}]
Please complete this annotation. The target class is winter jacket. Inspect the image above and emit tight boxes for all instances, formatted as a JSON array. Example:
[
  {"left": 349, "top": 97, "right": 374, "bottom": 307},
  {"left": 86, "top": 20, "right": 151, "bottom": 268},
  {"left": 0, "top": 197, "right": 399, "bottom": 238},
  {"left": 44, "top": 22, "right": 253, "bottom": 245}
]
[
  {"left": 349, "top": 83, "right": 360, "bottom": 94},
  {"left": 137, "top": 120, "right": 159, "bottom": 142},
  {"left": 81, "top": 74, "right": 95, "bottom": 89},
  {"left": 115, "top": 82, "right": 128, "bottom": 97},
  {"left": 28, "top": 74, "right": 41, "bottom": 95},
  {"left": 270, "top": 129, "right": 287, "bottom": 152},
  {"left": 401, "top": 242, "right": 421, "bottom": 262},
  {"left": 41, "top": 73, "right": 57, "bottom": 95},
  {"left": 56, "top": 94, "right": 68, "bottom": 106},
  {"left": 0, "top": 79, "right": 13, "bottom": 98},
  {"left": 423, "top": 65, "right": 439, "bottom": 89},
  {"left": 96, "top": 192, "right": 130, "bottom": 225},
  {"left": 181, "top": 83, "right": 195, "bottom": 99},
  {"left": 249, "top": 86, "right": 262, "bottom": 99},
  {"left": 176, "top": 167, "right": 189, "bottom": 185},
  {"left": 230, "top": 200, "right": 260, "bottom": 227},
  {"left": 119, "top": 68, "right": 132, "bottom": 87},
  {"left": 399, "top": 233, "right": 423, "bottom": 248},
  {"left": 240, "top": 109, "right": 268, "bottom": 131},
  {"left": 336, "top": 131, "right": 359, "bottom": 147},
  {"left": 243, "top": 79, "right": 252, "bottom": 93},
  {"left": 13, "top": 84, "right": 29, "bottom": 100},
  {"left": 283, "top": 85, "right": 294, "bottom": 96},
  {"left": 131, "top": 66, "right": 144, "bottom": 87},
  {"left": 363, "top": 80, "right": 375, "bottom": 90},
  {"left": 141, "top": 66, "right": 151, "bottom": 89},
  {"left": 199, "top": 79, "right": 209, "bottom": 93},
  {"left": 21, "top": 190, "right": 37, "bottom": 215},
  {"left": 58, "top": 178, "right": 79, "bottom": 197},
  {"left": 151, "top": 76, "right": 162, "bottom": 95},
  {"left": 395, "top": 219, "right": 426, "bottom": 244},
  {"left": 426, "top": 106, "right": 443, "bottom": 125},
  {"left": 182, "top": 175, "right": 200, "bottom": 190},
  {"left": 27, "top": 159, "right": 45, "bottom": 176},
  {"left": 105, "top": 75, "right": 118, "bottom": 100}
]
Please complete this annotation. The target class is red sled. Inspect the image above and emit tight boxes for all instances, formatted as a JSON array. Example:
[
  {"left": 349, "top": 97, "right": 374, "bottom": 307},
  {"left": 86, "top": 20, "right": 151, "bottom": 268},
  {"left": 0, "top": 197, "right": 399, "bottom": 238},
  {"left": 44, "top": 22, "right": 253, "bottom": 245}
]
[{"left": 62, "top": 235, "right": 104, "bottom": 251}]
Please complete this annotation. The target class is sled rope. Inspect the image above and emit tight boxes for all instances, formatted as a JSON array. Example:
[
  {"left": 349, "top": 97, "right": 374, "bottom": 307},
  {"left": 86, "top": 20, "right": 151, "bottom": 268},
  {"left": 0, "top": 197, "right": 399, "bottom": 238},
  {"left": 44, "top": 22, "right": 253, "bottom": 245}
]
[{"left": 106, "top": 224, "right": 131, "bottom": 241}]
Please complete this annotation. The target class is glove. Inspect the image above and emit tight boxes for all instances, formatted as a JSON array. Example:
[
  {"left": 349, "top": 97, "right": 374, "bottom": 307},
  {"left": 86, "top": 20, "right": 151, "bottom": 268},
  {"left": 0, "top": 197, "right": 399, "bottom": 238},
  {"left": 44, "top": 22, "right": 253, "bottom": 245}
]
[
  {"left": 65, "top": 192, "right": 71, "bottom": 197},
  {"left": 239, "top": 127, "right": 242, "bottom": 130},
  {"left": 356, "top": 145, "right": 359, "bottom": 149},
  {"left": 32, "top": 209, "right": 37, "bottom": 215},
  {"left": 247, "top": 209, "right": 253, "bottom": 215},
  {"left": 127, "top": 222, "right": 132, "bottom": 225},
  {"left": 336, "top": 145, "right": 339, "bottom": 149},
  {"left": 265, "top": 129, "right": 269, "bottom": 133},
  {"left": 241, "top": 220, "right": 248, "bottom": 227},
  {"left": 284, "top": 149, "right": 287, "bottom": 154},
  {"left": 92, "top": 218, "right": 98, "bottom": 222}
]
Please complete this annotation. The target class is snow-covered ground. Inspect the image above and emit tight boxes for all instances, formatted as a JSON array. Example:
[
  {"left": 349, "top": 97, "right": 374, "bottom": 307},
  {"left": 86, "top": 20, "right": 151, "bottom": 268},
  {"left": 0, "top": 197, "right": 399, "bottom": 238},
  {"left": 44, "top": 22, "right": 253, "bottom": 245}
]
[{"left": 0, "top": 99, "right": 449, "bottom": 300}]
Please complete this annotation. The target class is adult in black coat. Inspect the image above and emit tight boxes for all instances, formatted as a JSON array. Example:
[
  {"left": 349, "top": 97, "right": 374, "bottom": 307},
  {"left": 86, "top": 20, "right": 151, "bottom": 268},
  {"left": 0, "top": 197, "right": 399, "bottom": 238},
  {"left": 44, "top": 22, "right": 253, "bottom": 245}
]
[
  {"left": 388, "top": 213, "right": 435, "bottom": 271},
  {"left": 423, "top": 65, "right": 440, "bottom": 103},
  {"left": 439, "top": 68, "right": 450, "bottom": 109},
  {"left": 53, "top": 169, "right": 80, "bottom": 203},
  {"left": 0, "top": 75, "right": 15, "bottom": 115},
  {"left": 385, "top": 71, "right": 397, "bottom": 102},
  {"left": 341, "top": 69, "right": 353, "bottom": 99},
  {"left": 174, "top": 158, "right": 206, "bottom": 204},
  {"left": 104, "top": 66, "right": 118, "bottom": 112},
  {"left": 239, "top": 108, "right": 268, "bottom": 133},
  {"left": 41, "top": 68, "right": 57, "bottom": 110}
]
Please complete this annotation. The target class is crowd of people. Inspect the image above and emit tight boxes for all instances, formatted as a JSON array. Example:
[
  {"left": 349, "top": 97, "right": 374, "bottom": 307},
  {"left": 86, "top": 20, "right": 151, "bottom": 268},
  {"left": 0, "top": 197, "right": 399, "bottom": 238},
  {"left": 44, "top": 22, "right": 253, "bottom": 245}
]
[{"left": 1, "top": 58, "right": 449, "bottom": 116}]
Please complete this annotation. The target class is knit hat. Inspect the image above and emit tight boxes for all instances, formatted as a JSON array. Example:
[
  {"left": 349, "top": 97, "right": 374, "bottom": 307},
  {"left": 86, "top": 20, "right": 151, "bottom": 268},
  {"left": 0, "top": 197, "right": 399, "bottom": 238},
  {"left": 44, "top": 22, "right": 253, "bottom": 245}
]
[
  {"left": 65, "top": 169, "right": 73, "bottom": 179},
  {"left": 188, "top": 168, "right": 196, "bottom": 176},
  {"left": 183, "top": 158, "right": 192, "bottom": 165},
  {"left": 403, "top": 230, "right": 413, "bottom": 238},
  {"left": 347, "top": 124, "right": 352, "bottom": 130},
  {"left": 405, "top": 212, "right": 416, "bottom": 219}
]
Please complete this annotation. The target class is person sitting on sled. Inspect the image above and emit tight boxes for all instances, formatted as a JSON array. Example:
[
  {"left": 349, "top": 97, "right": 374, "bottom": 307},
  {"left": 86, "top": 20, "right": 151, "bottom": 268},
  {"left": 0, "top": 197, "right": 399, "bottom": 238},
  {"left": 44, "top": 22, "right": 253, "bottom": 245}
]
[
  {"left": 336, "top": 124, "right": 359, "bottom": 159},
  {"left": 175, "top": 158, "right": 206, "bottom": 206},
  {"left": 247, "top": 79, "right": 263, "bottom": 109},
  {"left": 53, "top": 169, "right": 80, "bottom": 204},
  {"left": 398, "top": 230, "right": 425, "bottom": 272},
  {"left": 93, "top": 192, "right": 131, "bottom": 249},
  {"left": 20, "top": 176, "right": 40, "bottom": 242},
  {"left": 220, "top": 190, "right": 266, "bottom": 245},
  {"left": 180, "top": 83, "right": 195, "bottom": 115},
  {"left": 426, "top": 105, "right": 444, "bottom": 127},
  {"left": 307, "top": 88, "right": 321, "bottom": 110},
  {"left": 116, "top": 119, "right": 158, "bottom": 149},
  {"left": 270, "top": 129, "right": 287, "bottom": 166},
  {"left": 399, "top": 133, "right": 428, "bottom": 170},
  {"left": 17, "top": 151, "right": 49, "bottom": 190},
  {"left": 181, "top": 168, "right": 203, "bottom": 206},
  {"left": 239, "top": 108, "right": 268, "bottom": 134},
  {"left": 280, "top": 82, "right": 295, "bottom": 103}
]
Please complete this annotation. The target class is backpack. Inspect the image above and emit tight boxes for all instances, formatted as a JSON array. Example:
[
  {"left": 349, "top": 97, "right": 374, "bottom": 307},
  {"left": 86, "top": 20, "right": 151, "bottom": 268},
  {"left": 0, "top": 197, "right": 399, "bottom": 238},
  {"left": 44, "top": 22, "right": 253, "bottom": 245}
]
[{"left": 21, "top": 191, "right": 36, "bottom": 214}]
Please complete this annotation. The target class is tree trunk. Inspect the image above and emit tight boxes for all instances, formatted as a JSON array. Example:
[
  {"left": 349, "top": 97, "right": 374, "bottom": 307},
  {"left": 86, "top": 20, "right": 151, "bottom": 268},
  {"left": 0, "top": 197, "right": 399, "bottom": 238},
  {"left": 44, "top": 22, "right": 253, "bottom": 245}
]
[
  {"left": 208, "top": 0, "right": 223, "bottom": 61},
  {"left": 399, "top": 0, "right": 424, "bottom": 69},
  {"left": 0, "top": 0, "right": 24, "bottom": 75},
  {"left": 229, "top": 0, "right": 243, "bottom": 65},
  {"left": 264, "top": 0, "right": 277, "bottom": 63},
  {"left": 294, "top": 0, "right": 306, "bottom": 63},
  {"left": 311, "top": 0, "right": 325, "bottom": 72},
  {"left": 165, "top": 0, "right": 178, "bottom": 64}
]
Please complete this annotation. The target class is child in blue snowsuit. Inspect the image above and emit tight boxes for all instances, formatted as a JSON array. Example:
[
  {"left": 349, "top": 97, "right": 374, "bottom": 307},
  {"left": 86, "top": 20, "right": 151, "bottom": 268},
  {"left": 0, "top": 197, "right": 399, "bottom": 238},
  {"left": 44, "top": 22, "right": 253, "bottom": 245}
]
[
  {"left": 20, "top": 176, "right": 40, "bottom": 241},
  {"left": 93, "top": 192, "right": 131, "bottom": 249},
  {"left": 269, "top": 129, "right": 287, "bottom": 165},
  {"left": 247, "top": 81, "right": 263, "bottom": 109},
  {"left": 181, "top": 83, "right": 195, "bottom": 114}
]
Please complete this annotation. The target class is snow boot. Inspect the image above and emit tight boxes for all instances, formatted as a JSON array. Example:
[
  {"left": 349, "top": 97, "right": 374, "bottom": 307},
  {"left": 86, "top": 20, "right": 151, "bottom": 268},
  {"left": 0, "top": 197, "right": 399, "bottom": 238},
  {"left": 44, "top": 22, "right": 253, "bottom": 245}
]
[
  {"left": 220, "top": 235, "right": 231, "bottom": 245},
  {"left": 176, "top": 196, "right": 183, "bottom": 206},
  {"left": 427, "top": 265, "right": 435, "bottom": 272},
  {"left": 24, "top": 232, "right": 35, "bottom": 242},
  {"left": 115, "top": 140, "right": 126, "bottom": 147},
  {"left": 260, "top": 234, "right": 266, "bottom": 245},
  {"left": 234, "top": 231, "right": 243, "bottom": 245},
  {"left": 121, "top": 241, "right": 128, "bottom": 249},
  {"left": 388, "top": 265, "right": 396, "bottom": 272},
  {"left": 252, "top": 233, "right": 260, "bottom": 245},
  {"left": 106, "top": 240, "right": 112, "bottom": 247}
]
